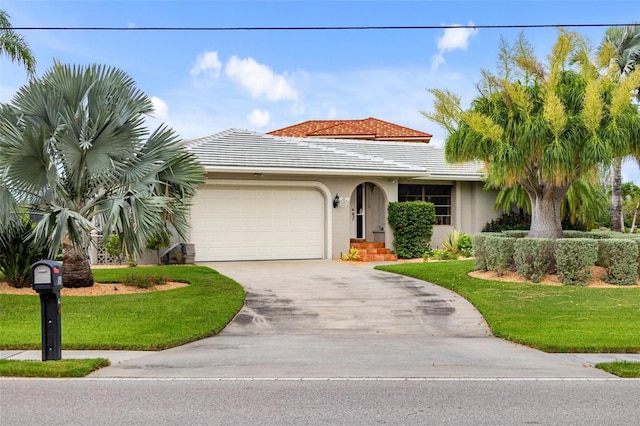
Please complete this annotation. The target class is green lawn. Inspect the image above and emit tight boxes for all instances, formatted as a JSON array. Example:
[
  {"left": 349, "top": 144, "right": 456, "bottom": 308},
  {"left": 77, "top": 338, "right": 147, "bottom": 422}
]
[
  {"left": 596, "top": 361, "right": 640, "bottom": 378},
  {"left": 0, "top": 358, "right": 110, "bottom": 378},
  {"left": 376, "top": 260, "right": 640, "bottom": 353},
  {"left": 0, "top": 265, "right": 245, "bottom": 350}
]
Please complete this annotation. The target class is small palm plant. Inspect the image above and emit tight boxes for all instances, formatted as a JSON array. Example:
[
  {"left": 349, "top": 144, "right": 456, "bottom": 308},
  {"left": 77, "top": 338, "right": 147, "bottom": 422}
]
[
  {"left": 0, "top": 63, "right": 204, "bottom": 287},
  {"left": 441, "top": 230, "right": 473, "bottom": 258}
]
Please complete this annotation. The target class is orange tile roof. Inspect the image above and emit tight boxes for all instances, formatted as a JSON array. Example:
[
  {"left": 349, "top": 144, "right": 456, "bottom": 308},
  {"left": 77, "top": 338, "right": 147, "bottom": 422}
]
[{"left": 268, "top": 117, "right": 432, "bottom": 143}]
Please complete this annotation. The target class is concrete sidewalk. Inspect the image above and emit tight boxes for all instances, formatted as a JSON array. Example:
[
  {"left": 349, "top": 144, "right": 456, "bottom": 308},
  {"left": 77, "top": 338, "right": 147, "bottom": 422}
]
[{"left": 2, "top": 349, "right": 640, "bottom": 373}]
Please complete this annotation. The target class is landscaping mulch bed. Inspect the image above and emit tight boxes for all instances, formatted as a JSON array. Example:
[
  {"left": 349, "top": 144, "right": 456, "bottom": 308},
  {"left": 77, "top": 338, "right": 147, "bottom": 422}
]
[
  {"left": 0, "top": 281, "right": 188, "bottom": 296},
  {"left": 469, "top": 266, "right": 640, "bottom": 288}
]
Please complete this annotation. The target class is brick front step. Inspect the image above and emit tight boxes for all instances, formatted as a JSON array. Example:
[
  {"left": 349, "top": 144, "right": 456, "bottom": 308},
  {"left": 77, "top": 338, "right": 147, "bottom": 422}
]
[
  {"left": 357, "top": 248, "right": 391, "bottom": 255},
  {"left": 359, "top": 254, "right": 398, "bottom": 262},
  {"left": 350, "top": 242, "right": 385, "bottom": 250},
  {"left": 348, "top": 240, "right": 397, "bottom": 262}
]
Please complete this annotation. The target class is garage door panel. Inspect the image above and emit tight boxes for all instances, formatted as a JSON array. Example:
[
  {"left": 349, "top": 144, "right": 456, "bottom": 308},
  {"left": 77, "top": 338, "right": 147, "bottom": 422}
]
[{"left": 191, "top": 186, "right": 324, "bottom": 261}]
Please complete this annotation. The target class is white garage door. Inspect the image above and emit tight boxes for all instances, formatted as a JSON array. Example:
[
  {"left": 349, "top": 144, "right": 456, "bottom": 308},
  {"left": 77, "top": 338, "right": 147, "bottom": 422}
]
[{"left": 191, "top": 186, "right": 325, "bottom": 261}]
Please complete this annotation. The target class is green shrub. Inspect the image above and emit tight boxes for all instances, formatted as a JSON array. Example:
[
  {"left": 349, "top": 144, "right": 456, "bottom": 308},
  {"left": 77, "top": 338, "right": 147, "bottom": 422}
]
[
  {"left": 588, "top": 233, "right": 614, "bottom": 240},
  {"left": 632, "top": 239, "right": 640, "bottom": 278},
  {"left": 502, "top": 230, "right": 529, "bottom": 238},
  {"left": 388, "top": 201, "right": 435, "bottom": 259},
  {"left": 482, "top": 212, "right": 530, "bottom": 232},
  {"left": 147, "top": 230, "right": 172, "bottom": 265},
  {"left": 457, "top": 233, "right": 473, "bottom": 257},
  {"left": 598, "top": 239, "right": 639, "bottom": 285},
  {"left": 0, "top": 215, "right": 49, "bottom": 288},
  {"left": 484, "top": 236, "right": 516, "bottom": 276},
  {"left": 513, "top": 238, "right": 555, "bottom": 283},
  {"left": 441, "top": 229, "right": 462, "bottom": 253},
  {"left": 471, "top": 233, "right": 501, "bottom": 271},
  {"left": 103, "top": 234, "right": 123, "bottom": 264},
  {"left": 555, "top": 238, "right": 598, "bottom": 286},
  {"left": 431, "top": 249, "right": 459, "bottom": 261},
  {"left": 122, "top": 273, "right": 170, "bottom": 289},
  {"left": 562, "top": 230, "right": 587, "bottom": 238},
  {"left": 482, "top": 212, "right": 587, "bottom": 233},
  {"left": 441, "top": 229, "right": 472, "bottom": 257}
]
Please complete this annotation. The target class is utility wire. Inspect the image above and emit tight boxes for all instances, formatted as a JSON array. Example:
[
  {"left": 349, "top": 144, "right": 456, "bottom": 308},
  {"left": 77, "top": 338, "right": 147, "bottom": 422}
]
[{"left": 5, "top": 23, "right": 638, "bottom": 31}]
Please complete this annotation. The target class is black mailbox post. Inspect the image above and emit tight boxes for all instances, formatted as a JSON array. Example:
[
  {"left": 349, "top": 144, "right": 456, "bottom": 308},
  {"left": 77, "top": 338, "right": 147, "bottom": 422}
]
[{"left": 31, "top": 260, "right": 63, "bottom": 361}]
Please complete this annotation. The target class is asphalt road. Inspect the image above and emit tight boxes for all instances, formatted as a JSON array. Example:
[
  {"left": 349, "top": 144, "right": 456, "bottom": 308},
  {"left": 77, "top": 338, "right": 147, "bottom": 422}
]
[{"left": 2, "top": 378, "right": 640, "bottom": 425}]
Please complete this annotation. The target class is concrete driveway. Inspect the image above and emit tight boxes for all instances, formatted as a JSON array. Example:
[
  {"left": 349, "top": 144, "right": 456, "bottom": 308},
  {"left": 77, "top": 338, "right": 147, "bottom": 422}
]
[{"left": 93, "top": 260, "right": 613, "bottom": 378}]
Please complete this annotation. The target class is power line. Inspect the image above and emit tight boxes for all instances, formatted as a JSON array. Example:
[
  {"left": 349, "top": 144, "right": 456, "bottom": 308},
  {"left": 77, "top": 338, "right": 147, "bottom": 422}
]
[{"left": 5, "top": 23, "right": 638, "bottom": 31}]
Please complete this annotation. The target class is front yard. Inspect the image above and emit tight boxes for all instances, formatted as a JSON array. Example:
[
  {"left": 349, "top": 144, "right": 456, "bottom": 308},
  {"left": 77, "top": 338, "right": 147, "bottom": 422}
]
[
  {"left": 0, "top": 265, "right": 245, "bottom": 351},
  {"left": 376, "top": 259, "right": 640, "bottom": 353}
]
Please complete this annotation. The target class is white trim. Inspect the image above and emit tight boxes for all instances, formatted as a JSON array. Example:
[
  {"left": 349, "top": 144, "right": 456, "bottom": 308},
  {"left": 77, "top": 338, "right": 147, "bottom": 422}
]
[
  {"left": 197, "top": 179, "right": 332, "bottom": 259},
  {"left": 202, "top": 166, "right": 425, "bottom": 177}
]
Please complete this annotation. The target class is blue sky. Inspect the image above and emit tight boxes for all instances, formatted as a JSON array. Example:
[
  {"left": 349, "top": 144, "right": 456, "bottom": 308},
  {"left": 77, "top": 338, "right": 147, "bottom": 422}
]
[{"left": 2, "top": 0, "right": 639, "bottom": 180}]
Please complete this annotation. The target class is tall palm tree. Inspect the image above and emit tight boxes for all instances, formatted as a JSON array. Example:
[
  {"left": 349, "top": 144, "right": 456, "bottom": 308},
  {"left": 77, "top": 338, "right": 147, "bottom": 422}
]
[
  {"left": 0, "top": 10, "right": 36, "bottom": 77},
  {"left": 424, "top": 31, "right": 640, "bottom": 239},
  {"left": 598, "top": 24, "right": 640, "bottom": 232},
  {"left": 0, "top": 63, "right": 204, "bottom": 287},
  {"left": 621, "top": 182, "right": 640, "bottom": 232}
]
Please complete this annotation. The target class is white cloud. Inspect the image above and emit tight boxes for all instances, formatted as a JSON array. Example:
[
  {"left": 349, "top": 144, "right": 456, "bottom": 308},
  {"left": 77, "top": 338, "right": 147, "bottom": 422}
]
[
  {"left": 150, "top": 96, "right": 169, "bottom": 120},
  {"left": 190, "top": 51, "right": 222, "bottom": 79},
  {"left": 431, "top": 21, "right": 478, "bottom": 71},
  {"left": 225, "top": 56, "right": 298, "bottom": 101},
  {"left": 247, "top": 109, "right": 270, "bottom": 127},
  {"left": 438, "top": 22, "right": 477, "bottom": 52}
]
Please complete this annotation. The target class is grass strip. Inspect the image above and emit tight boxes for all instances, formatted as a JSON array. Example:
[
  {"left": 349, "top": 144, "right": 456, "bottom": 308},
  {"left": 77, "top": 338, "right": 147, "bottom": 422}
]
[
  {"left": 0, "top": 358, "right": 110, "bottom": 377},
  {"left": 596, "top": 361, "right": 640, "bottom": 378},
  {"left": 376, "top": 260, "right": 640, "bottom": 353},
  {"left": 0, "top": 265, "right": 244, "bottom": 350}
]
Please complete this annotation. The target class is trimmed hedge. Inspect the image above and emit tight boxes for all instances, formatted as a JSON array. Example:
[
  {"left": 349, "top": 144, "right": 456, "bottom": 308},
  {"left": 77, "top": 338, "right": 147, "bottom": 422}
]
[
  {"left": 502, "top": 230, "right": 529, "bottom": 239},
  {"left": 562, "top": 230, "right": 587, "bottom": 238},
  {"left": 555, "top": 238, "right": 598, "bottom": 286},
  {"left": 484, "top": 236, "right": 516, "bottom": 276},
  {"left": 388, "top": 201, "right": 435, "bottom": 259},
  {"left": 598, "top": 239, "right": 639, "bottom": 285},
  {"left": 513, "top": 238, "right": 555, "bottom": 283},
  {"left": 471, "top": 233, "right": 502, "bottom": 271},
  {"left": 474, "top": 232, "right": 640, "bottom": 286}
]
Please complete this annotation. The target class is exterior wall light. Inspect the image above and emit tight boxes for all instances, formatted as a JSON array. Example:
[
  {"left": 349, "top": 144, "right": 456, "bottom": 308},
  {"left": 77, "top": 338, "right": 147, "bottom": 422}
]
[{"left": 333, "top": 194, "right": 340, "bottom": 208}]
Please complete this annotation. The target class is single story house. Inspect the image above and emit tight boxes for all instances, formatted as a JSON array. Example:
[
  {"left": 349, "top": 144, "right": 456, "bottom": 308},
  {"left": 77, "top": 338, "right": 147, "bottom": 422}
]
[{"left": 182, "top": 120, "right": 502, "bottom": 262}]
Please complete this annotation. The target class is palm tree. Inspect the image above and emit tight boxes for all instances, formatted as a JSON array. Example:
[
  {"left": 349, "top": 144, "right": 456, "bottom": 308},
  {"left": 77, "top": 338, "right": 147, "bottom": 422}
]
[
  {"left": 0, "top": 63, "right": 204, "bottom": 287},
  {"left": 0, "top": 10, "right": 36, "bottom": 77},
  {"left": 598, "top": 24, "right": 640, "bottom": 232},
  {"left": 424, "top": 31, "right": 640, "bottom": 239},
  {"left": 621, "top": 182, "right": 640, "bottom": 232},
  {"left": 492, "top": 178, "right": 608, "bottom": 231}
]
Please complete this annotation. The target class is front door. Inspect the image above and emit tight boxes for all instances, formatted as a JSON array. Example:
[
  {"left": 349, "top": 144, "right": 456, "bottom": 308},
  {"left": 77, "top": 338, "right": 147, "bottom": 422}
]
[{"left": 351, "top": 184, "right": 365, "bottom": 239}]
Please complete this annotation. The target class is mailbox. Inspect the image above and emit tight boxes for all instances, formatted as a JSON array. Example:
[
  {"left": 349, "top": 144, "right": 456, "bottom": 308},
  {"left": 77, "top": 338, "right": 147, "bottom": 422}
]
[
  {"left": 30, "top": 260, "right": 63, "bottom": 361},
  {"left": 31, "top": 260, "right": 63, "bottom": 292}
]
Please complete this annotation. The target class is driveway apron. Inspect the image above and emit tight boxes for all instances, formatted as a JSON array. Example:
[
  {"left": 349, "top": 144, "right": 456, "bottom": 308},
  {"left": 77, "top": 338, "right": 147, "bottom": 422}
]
[{"left": 92, "top": 260, "right": 612, "bottom": 378}]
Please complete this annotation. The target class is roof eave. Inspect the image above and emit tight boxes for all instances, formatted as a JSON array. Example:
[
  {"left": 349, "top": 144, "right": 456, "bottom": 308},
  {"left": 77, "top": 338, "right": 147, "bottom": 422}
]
[{"left": 202, "top": 165, "right": 426, "bottom": 177}]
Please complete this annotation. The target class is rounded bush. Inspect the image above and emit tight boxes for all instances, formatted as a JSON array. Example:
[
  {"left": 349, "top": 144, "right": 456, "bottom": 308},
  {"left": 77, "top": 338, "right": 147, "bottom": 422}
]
[
  {"left": 513, "top": 238, "right": 555, "bottom": 283},
  {"left": 555, "top": 238, "right": 598, "bottom": 286}
]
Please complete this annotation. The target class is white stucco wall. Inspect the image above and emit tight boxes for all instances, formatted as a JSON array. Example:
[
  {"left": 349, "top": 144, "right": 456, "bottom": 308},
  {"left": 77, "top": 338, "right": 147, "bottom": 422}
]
[{"left": 185, "top": 173, "right": 498, "bottom": 261}]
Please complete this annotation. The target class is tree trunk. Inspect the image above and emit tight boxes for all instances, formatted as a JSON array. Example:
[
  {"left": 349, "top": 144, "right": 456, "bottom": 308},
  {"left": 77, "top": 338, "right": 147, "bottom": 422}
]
[
  {"left": 527, "top": 186, "right": 567, "bottom": 239},
  {"left": 632, "top": 205, "right": 638, "bottom": 233},
  {"left": 611, "top": 159, "right": 624, "bottom": 232},
  {"left": 62, "top": 252, "right": 94, "bottom": 288}
]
